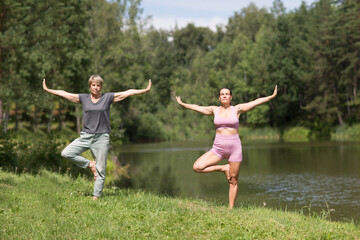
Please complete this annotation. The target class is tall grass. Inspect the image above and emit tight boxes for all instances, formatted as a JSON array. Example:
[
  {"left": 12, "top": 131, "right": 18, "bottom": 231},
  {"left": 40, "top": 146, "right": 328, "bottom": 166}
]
[
  {"left": 332, "top": 124, "right": 360, "bottom": 141},
  {"left": 1, "top": 170, "right": 359, "bottom": 239},
  {"left": 238, "top": 126, "right": 280, "bottom": 141},
  {"left": 283, "top": 126, "right": 310, "bottom": 142}
]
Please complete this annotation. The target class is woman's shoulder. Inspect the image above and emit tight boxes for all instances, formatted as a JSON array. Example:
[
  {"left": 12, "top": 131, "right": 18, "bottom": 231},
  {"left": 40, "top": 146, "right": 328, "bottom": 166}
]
[
  {"left": 232, "top": 104, "right": 242, "bottom": 112},
  {"left": 78, "top": 93, "right": 90, "bottom": 98},
  {"left": 103, "top": 92, "right": 114, "bottom": 98},
  {"left": 101, "top": 92, "right": 115, "bottom": 102},
  {"left": 212, "top": 106, "right": 221, "bottom": 113}
]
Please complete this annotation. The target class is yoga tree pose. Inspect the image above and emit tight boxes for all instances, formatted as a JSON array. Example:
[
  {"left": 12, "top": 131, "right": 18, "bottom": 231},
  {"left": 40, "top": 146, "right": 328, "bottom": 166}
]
[
  {"left": 176, "top": 86, "right": 277, "bottom": 208},
  {"left": 43, "top": 75, "right": 151, "bottom": 200}
]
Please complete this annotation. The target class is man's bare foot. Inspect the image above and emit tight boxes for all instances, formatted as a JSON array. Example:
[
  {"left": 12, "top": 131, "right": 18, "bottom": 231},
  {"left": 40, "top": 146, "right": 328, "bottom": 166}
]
[
  {"left": 92, "top": 196, "right": 98, "bottom": 201},
  {"left": 89, "top": 161, "right": 97, "bottom": 180},
  {"left": 223, "top": 164, "right": 230, "bottom": 181}
]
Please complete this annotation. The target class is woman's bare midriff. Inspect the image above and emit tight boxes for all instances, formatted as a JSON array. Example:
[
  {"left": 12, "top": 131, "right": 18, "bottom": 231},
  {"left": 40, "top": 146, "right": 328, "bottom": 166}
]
[{"left": 216, "top": 128, "right": 238, "bottom": 135}]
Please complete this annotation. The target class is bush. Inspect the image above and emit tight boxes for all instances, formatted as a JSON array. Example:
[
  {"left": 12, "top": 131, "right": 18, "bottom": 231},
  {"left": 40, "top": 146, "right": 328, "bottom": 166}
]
[
  {"left": 309, "top": 121, "right": 331, "bottom": 140},
  {"left": 332, "top": 124, "right": 360, "bottom": 141},
  {"left": 0, "top": 134, "right": 85, "bottom": 177},
  {"left": 246, "top": 105, "right": 270, "bottom": 127},
  {"left": 0, "top": 133, "right": 130, "bottom": 186},
  {"left": 238, "top": 126, "right": 280, "bottom": 141},
  {"left": 15, "top": 138, "right": 65, "bottom": 174},
  {"left": 283, "top": 126, "right": 310, "bottom": 142},
  {"left": 136, "top": 113, "right": 167, "bottom": 142},
  {"left": 0, "top": 134, "right": 17, "bottom": 171}
]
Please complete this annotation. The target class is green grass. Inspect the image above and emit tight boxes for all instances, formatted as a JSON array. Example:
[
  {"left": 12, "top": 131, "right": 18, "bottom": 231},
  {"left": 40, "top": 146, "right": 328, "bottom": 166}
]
[
  {"left": 332, "top": 124, "right": 360, "bottom": 141},
  {"left": 1, "top": 170, "right": 359, "bottom": 239},
  {"left": 283, "top": 126, "right": 310, "bottom": 142},
  {"left": 239, "top": 126, "right": 280, "bottom": 141}
]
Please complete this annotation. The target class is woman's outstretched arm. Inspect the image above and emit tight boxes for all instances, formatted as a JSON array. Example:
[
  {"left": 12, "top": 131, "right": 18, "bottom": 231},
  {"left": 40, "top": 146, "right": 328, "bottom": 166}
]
[
  {"left": 42, "top": 79, "right": 80, "bottom": 103},
  {"left": 176, "top": 96, "right": 215, "bottom": 115},
  {"left": 236, "top": 85, "right": 277, "bottom": 114},
  {"left": 113, "top": 79, "right": 152, "bottom": 103}
]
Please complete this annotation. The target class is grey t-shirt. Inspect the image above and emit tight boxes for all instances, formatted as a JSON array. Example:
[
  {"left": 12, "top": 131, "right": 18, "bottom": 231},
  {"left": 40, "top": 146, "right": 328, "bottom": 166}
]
[{"left": 78, "top": 93, "right": 114, "bottom": 133}]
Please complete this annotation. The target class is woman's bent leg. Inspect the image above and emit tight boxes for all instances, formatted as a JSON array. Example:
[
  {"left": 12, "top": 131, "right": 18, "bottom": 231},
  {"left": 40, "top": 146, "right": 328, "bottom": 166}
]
[
  {"left": 228, "top": 161, "right": 241, "bottom": 209},
  {"left": 193, "top": 151, "right": 228, "bottom": 178},
  {"left": 61, "top": 134, "right": 92, "bottom": 168}
]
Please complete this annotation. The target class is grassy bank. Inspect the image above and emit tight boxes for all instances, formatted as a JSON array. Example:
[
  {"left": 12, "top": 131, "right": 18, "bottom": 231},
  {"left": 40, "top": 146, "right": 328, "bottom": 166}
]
[
  {"left": 332, "top": 124, "right": 360, "bottom": 141},
  {"left": 1, "top": 170, "right": 359, "bottom": 239}
]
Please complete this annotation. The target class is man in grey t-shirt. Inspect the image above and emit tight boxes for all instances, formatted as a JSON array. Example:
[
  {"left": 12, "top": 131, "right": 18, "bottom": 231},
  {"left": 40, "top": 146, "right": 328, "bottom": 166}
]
[{"left": 43, "top": 75, "right": 151, "bottom": 200}]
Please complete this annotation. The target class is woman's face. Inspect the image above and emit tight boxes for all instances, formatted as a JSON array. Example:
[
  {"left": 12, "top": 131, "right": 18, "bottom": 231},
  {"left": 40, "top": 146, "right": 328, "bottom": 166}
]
[
  {"left": 219, "top": 89, "right": 232, "bottom": 104},
  {"left": 90, "top": 81, "right": 102, "bottom": 96}
]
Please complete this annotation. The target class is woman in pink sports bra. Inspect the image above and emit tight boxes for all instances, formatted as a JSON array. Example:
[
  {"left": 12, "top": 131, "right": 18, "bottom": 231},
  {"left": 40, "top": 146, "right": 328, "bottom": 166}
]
[{"left": 176, "top": 86, "right": 277, "bottom": 209}]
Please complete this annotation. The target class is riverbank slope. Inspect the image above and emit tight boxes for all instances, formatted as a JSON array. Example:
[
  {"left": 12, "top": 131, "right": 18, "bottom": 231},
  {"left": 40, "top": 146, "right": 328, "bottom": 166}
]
[{"left": 1, "top": 170, "right": 359, "bottom": 239}]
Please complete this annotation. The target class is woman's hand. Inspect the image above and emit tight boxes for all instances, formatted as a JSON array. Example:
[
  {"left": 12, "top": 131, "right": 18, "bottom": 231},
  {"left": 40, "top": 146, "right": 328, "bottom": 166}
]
[
  {"left": 43, "top": 79, "right": 48, "bottom": 91},
  {"left": 145, "top": 79, "right": 152, "bottom": 92},
  {"left": 175, "top": 96, "right": 183, "bottom": 105},
  {"left": 271, "top": 85, "right": 277, "bottom": 99}
]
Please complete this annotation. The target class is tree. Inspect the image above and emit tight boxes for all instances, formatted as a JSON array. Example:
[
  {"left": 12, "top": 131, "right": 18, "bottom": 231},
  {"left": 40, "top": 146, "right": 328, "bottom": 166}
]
[
  {"left": 172, "top": 24, "right": 216, "bottom": 66},
  {"left": 332, "top": 0, "right": 360, "bottom": 123},
  {"left": 0, "top": 1, "right": 29, "bottom": 132},
  {"left": 143, "top": 29, "right": 176, "bottom": 107},
  {"left": 271, "top": 0, "right": 286, "bottom": 18},
  {"left": 304, "top": 0, "right": 344, "bottom": 133},
  {"left": 226, "top": 3, "right": 272, "bottom": 42}
]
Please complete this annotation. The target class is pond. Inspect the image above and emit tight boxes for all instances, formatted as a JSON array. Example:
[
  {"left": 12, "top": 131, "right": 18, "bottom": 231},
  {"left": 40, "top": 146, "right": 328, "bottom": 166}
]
[{"left": 111, "top": 139, "right": 360, "bottom": 222}]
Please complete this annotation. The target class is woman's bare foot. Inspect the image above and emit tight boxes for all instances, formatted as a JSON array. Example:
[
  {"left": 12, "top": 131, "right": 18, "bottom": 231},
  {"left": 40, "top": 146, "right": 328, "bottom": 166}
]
[
  {"left": 89, "top": 161, "right": 97, "bottom": 180},
  {"left": 92, "top": 196, "right": 98, "bottom": 201},
  {"left": 223, "top": 164, "right": 230, "bottom": 181}
]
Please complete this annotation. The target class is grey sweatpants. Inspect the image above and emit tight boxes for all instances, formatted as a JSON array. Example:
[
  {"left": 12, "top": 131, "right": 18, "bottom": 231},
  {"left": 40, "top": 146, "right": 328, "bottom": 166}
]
[{"left": 61, "top": 132, "right": 110, "bottom": 197}]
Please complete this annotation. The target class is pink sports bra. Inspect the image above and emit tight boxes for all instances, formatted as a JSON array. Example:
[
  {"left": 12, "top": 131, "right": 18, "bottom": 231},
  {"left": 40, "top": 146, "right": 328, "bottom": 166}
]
[{"left": 214, "top": 106, "right": 239, "bottom": 130}]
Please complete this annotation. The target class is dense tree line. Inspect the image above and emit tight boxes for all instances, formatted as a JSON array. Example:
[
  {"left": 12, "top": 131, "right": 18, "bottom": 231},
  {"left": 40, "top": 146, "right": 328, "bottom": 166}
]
[{"left": 0, "top": 0, "right": 359, "bottom": 142}]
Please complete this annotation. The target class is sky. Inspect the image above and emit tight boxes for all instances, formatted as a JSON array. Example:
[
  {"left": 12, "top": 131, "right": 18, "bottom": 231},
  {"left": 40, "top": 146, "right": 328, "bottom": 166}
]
[{"left": 141, "top": 0, "right": 316, "bottom": 31}]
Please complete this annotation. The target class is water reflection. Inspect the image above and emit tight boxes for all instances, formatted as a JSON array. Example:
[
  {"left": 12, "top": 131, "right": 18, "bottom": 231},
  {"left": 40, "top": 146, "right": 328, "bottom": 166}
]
[{"left": 111, "top": 140, "right": 360, "bottom": 221}]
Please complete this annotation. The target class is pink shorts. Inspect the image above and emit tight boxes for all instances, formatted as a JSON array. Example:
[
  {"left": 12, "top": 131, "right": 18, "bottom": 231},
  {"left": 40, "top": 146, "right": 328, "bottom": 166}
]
[{"left": 210, "top": 134, "right": 243, "bottom": 162}]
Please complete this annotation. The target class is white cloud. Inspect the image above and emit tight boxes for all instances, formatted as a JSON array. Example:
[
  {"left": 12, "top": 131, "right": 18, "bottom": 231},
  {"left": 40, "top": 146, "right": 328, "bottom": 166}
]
[
  {"left": 142, "top": 0, "right": 316, "bottom": 31},
  {"left": 142, "top": 0, "right": 314, "bottom": 15},
  {"left": 148, "top": 16, "right": 228, "bottom": 31},
  {"left": 142, "top": 0, "right": 247, "bottom": 13}
]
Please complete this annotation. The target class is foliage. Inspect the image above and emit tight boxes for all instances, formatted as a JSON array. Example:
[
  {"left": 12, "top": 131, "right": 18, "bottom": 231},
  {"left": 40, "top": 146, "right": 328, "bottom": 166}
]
[
  {"left": 283, "top": 126, "right": 310, "bottom": 142},
  {"left": 238, "top": 126, "right": 280, "bottom": 141},
  {"left": 1, "top": 0, "right": 360, "bottom": 142},
  {"left": 135, "top": 113, "right": 166, "bottom": 142},
  {"left": 0, "top": 133, "right": 129, "bottom": 183},
  {"left": 0, "top": 134, "right": 17, "bottom": 170},
  {"left": 246, "top": 105, "right": 270, "bottom": 127},
  {"left": 331, "top": 123, "right": 360, "bottom": 140},
  {"left": 0, "top": 134, "right": 75, "bottom": 175}
]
